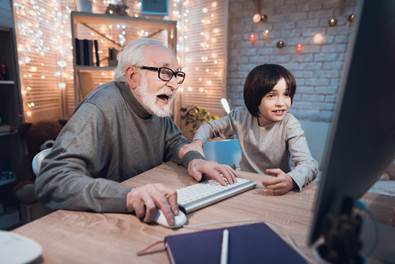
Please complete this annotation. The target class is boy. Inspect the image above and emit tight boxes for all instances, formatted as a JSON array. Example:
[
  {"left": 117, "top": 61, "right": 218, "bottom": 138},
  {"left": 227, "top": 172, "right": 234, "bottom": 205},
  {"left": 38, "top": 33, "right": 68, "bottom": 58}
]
[{"left": 193, "top": 64, "right": 318, "bottom": 195}]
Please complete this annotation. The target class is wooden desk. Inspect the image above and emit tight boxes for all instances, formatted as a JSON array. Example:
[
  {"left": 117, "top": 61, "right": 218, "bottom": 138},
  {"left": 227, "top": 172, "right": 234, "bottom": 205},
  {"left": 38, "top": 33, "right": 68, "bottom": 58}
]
[{"left": 13, "top": 162, "right": 395, "bottom": 263}]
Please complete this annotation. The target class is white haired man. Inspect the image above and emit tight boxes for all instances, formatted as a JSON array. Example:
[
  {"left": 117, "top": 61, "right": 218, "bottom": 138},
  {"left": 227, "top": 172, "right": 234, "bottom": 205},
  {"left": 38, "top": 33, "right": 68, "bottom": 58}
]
[{"left": 36, "top": 39, "right": 236, "bottom": 225}]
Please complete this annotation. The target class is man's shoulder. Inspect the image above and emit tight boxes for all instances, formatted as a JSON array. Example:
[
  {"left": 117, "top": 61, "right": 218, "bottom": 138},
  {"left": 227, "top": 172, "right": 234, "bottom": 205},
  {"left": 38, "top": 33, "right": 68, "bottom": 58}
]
[{"left": 81, "top": 81, "right": 123, "bottom": 111}]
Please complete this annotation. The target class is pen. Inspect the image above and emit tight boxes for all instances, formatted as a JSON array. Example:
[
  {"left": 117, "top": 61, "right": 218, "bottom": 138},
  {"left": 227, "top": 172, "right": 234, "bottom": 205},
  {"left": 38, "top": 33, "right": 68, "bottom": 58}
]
[{"left": 220, "top": 229, "right": 229, "bottom": 264}]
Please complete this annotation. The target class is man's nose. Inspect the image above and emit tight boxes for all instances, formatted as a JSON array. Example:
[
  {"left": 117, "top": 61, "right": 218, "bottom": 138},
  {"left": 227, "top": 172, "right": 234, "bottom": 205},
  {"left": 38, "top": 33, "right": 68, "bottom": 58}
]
[{"left": 166, "top": 76, "right": 179, "bottom": 91}]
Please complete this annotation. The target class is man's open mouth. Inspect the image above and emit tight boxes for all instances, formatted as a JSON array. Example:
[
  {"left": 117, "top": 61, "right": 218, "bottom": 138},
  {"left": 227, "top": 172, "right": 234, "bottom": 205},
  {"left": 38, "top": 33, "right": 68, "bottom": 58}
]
[{"left": 156, "top": 94, "right": 172, "bottom": 103}]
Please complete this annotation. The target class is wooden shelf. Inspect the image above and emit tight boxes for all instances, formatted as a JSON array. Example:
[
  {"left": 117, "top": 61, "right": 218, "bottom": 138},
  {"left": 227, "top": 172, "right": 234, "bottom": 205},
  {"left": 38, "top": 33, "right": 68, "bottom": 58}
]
[
  {"left": 71, "top": 12, "right": 177, "bottom": 105},
  {"left": 0, "top": 80, "right": 15, "bottom": 85},
  {"left": 0, "top": 130, "right": 17, "bottom": 137},
  {"left": 76, "top": 66, "right": 115, "bottom": 72},
  {"left": 71, "top": 12, "right": 176, "bottom": 31}
]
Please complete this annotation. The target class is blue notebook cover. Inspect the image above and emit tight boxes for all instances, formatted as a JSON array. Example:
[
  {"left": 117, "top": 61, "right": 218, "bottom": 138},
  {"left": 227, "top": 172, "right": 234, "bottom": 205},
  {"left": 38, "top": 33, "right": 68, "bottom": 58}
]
[{"left": 165, "top": 222, "right": 307, "bottom": 264}]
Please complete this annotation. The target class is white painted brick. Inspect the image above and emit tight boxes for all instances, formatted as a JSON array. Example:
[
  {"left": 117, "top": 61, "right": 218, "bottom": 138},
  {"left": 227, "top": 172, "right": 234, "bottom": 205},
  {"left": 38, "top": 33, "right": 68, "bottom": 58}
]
[
  {"left": 314, "top": 53, "right": 339, "bottom": 62},
  {"left": 305, "top": 78, "right": 330, "bottom": 86},
  {"left": 300, "top": 62, "right": 322, "bottom": 70},
  {"left": 227, "top": 0, "right": 358, "bottom": 122},
  {"left": 302, "top": 94, "right": 325, "bottom": 101},
  {"left": 314, "top": 86, "right": 338, "bottom": 94},
  {"left": 325, "top": 95, "right": 337, "bottom": 102},
  {"left": 296, "top": 19, "right": 320, "bottom": 28}
]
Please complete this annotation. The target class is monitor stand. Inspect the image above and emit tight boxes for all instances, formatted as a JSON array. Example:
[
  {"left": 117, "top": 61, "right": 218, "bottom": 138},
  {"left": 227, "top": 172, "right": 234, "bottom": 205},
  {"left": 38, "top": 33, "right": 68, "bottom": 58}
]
[{"left": 314, "top": 197, "right": 395, "bottom": 263}]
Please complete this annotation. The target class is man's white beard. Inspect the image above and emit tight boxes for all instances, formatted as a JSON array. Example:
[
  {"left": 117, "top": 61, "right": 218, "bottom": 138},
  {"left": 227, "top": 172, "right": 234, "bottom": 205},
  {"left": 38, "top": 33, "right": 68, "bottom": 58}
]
[{"left": 138, "top": 75, "right": 174, "bottom": 117}]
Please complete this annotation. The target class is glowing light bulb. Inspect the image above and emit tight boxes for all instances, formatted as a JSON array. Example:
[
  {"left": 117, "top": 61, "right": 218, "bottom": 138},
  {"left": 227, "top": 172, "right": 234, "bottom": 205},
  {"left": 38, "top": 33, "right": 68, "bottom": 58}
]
[
  {"left": 263, "top": 29, "right": 270, "bottom": 40},
  {"left": 295, "top": 43, "right": 304, "bottom": 53},
  {"left": 252, "top": 13, "right": 261, "bottom": 23},
  {"left": 248, "top": 33, "right": 257, "bottom": 44}
]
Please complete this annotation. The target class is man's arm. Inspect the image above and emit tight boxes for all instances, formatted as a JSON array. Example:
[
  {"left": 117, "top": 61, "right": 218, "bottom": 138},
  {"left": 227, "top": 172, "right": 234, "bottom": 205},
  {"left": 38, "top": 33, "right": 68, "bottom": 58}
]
[
  {"left": 35, "top": 103, "right": 130, "bottom": 213},
  {"left": 162, "top": 118, "right": 237, "bottom": 185}
]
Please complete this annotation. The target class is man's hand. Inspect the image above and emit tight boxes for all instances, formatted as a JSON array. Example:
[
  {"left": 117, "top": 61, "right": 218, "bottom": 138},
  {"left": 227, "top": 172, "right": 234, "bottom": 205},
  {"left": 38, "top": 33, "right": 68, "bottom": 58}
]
[
  {"left": 188, "top": 159, "right": 237, "bottom": 185},
  {"left": 178, "top": 140, "right": 205, "bottom": 158},
  {"left": 126, "top": 184, "right": 178, "bottom": 225},
  {"left": 261, "top": 168, "right": 295, "bottom": 196}
]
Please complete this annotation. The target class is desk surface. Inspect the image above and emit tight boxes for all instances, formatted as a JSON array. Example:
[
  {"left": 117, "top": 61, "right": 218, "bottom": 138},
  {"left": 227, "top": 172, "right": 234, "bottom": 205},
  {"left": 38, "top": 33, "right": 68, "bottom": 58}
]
[{"left": 14, "top": 162, "right": 395, "bottom": 263}]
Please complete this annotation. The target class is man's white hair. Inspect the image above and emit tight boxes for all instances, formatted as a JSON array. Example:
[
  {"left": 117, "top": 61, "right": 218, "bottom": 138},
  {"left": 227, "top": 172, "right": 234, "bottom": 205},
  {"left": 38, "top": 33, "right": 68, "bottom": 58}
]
[{"left": 113, "top": 38, "right": 167, "bottom": 81}]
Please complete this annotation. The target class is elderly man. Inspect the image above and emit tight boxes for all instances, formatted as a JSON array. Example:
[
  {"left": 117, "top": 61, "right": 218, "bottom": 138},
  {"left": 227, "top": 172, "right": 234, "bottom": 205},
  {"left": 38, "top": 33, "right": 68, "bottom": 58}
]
[{"left": 36, "top": 39, "right": 236, "bottom": 226}]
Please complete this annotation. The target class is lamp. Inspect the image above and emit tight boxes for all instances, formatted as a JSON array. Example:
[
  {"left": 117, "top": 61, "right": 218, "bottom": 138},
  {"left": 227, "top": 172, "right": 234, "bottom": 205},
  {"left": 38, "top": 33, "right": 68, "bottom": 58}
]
[{"left": 220, "top": 98, "right": 230, "bottom": 114}]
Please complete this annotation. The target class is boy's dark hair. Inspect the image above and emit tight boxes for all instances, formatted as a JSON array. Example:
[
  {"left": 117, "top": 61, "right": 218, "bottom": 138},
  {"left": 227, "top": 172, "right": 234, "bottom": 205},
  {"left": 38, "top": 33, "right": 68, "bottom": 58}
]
[{"left": 243, "top": 64, "right": 296, "bottom": 117}]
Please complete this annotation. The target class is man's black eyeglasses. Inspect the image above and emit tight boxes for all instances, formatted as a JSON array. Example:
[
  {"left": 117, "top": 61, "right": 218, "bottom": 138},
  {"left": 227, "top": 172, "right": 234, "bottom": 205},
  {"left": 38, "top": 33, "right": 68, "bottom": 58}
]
[{"left": 138, "top": 66, "right": 186, "bottom": 84}]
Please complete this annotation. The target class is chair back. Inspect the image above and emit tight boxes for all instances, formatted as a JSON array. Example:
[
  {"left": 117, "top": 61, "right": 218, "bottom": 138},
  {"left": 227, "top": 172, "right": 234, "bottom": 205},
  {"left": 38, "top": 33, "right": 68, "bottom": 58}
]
[
  {"left": 203, "top": 139, "right": 242, "bottom": 168},
  {"left": 32, "top": 148, "right": 52, "bottom": 176}
]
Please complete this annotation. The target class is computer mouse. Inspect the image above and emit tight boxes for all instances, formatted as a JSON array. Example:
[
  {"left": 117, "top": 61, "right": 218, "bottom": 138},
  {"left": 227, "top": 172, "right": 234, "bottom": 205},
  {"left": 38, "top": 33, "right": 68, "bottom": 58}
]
[{"left": 153, "top": 210, "right": 187, "bottom": 228}]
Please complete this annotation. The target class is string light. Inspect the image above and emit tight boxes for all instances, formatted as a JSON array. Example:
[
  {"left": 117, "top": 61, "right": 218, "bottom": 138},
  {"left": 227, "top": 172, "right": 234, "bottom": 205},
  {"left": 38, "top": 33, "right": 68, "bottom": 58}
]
[
  {"left": 263, "top": 29, "right": 270, "bottom": 40},
  {"left": 248, "top": 33, "right": 257, "bottom": 44},
  {"left": 347, "top": 14, "right": 356, "bottom": 23},
  {"left": 276, "top": 40, "right": 285, "bottom": 49},
  {"left": 173, "top": 0, "right": 225, "bottom": 104},
  {"left": 313, "top": 33, "right": 325, "bottom": 44},
  {"left": 295, "top": 43, "right": 304, "bottom": 53},
  {"left": 14, "top": 0, "right": 73, "bottom": 120},
  {"left": 328, "top": 17, "right": 338, "bottom": 27}
]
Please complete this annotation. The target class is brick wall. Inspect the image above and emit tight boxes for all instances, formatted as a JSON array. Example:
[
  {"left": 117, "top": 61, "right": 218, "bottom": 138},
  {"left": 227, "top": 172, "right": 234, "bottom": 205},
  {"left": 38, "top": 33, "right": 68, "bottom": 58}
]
[{"left": 227, "top": 0, "right": 358, "bottom": 122}]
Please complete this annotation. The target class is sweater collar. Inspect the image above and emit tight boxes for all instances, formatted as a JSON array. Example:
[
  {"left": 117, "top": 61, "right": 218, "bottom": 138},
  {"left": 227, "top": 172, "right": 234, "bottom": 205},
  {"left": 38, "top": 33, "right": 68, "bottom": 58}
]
[{"left": 115, "top": 81, "right": 152, "bottom": 120}]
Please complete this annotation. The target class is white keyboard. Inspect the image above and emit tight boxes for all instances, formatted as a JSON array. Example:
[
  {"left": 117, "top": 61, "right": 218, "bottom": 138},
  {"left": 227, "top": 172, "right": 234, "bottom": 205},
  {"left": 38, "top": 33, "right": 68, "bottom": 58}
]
[{"left": 177, "top": 178, "right": 256, "bottom": 214}]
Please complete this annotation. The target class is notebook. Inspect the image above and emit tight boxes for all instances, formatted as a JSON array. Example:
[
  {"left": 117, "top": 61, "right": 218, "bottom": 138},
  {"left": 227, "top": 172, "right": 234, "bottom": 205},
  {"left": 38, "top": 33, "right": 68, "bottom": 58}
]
[{"left": 165, "top": 222, "right": 307, "bottom": 264}]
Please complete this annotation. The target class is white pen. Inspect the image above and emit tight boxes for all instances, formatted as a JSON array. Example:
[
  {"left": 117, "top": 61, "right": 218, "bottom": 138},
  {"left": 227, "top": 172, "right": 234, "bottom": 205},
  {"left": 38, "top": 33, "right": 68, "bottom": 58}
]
[{"left": 220, "top": 229, "right": 229, "bottom": 264}]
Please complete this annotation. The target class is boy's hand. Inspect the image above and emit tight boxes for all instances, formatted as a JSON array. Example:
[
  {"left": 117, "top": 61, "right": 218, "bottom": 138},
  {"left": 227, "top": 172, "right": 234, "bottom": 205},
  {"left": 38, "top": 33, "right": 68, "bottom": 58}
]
[{"left": 261, "top": 168, "right": 295, "bottom": 195}]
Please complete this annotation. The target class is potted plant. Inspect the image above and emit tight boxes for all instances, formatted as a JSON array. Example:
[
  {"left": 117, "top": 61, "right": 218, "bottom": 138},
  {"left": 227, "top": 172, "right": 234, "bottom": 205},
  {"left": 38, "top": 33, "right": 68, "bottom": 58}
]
[{"left": 180, "top": 106, "right": 219, "bottom": 140}]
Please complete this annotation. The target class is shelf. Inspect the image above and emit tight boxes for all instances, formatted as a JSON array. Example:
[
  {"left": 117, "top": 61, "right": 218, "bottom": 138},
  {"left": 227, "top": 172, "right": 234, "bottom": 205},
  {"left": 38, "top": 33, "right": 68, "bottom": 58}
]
[
  {"left": 0, "top": 80, "right": 15, "bottom": 85},
  {"left": 76, "top": 66, "right": 115, "bottom": 72},
  {"left": 0, "top": 171, "right": 16, "bottom": 187},
  {"left": 0, "top": 27, "right": 11, "bottom": 33},
  {"left": 0, "top": 125, "right": 17, "bottom": 137},
  {"left": 71, "top": 12, "right": 176, "bottom": 31},
  {"left": 0, "top": 131, "right": 17, "bottom": 137}
]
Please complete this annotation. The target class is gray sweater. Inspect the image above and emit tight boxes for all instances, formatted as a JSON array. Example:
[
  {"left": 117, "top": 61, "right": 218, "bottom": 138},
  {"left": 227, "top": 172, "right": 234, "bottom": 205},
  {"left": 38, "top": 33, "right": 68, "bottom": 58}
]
[
  {"left": 193, "top": 107, "right": 318, "bottom": 190},
  {"left": 35, "top": 81, "right": 202, "bottom": 213}
]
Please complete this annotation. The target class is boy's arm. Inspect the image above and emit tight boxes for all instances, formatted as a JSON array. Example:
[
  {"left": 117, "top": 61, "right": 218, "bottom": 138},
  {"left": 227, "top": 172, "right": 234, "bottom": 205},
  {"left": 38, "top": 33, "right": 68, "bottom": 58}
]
[
  {"left": 286, "top": 117, "right": 319, "bottom": 191},
  {"left": 193, "top": 114, "right": 235, "bottom": 143}
]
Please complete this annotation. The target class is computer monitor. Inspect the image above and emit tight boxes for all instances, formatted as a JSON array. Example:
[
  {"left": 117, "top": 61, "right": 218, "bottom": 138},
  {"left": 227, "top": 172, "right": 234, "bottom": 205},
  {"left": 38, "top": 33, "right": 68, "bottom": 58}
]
[{"left": 309, "top": 0, "right": 395, "bottom": 262}]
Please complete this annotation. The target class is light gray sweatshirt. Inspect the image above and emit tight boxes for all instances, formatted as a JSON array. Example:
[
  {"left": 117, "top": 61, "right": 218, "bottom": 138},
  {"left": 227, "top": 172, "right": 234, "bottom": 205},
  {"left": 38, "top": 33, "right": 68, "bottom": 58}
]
[
  {"left": 35, "top": 81, "right": 203, "bottom": 212},
  {"left": 193, "top": 107, "right": 318, "bottom": 190}
]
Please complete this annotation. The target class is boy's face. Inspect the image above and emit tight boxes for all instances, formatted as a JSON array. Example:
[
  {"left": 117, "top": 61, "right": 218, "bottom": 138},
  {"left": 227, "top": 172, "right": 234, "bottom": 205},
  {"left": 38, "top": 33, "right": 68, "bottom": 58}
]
[{"left": 258, "top": 78, "right": 291, "bottom": 125}]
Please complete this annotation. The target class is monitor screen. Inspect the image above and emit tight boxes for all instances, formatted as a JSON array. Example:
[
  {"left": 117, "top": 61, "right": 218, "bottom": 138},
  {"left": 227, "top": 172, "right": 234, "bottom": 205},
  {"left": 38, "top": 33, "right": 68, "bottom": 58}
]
[
  {"left": 309, "top": 0, "right": 395, "bottom": 246},
  {"left": 141, "top": 0, "right": 169, "bottom": 16}
]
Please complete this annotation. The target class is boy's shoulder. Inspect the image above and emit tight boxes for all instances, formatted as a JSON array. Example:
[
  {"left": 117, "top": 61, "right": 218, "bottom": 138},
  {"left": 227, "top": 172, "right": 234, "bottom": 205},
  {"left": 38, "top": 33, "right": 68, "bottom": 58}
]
[
  {"left": 230, "top": 106, "right": 252, "bottom": 119},
  {"left": 282, "top": 113, "right": 304, "bottom": 135},
  {"left": 283, "top": 113, "right": 300, "bottom": 124}
]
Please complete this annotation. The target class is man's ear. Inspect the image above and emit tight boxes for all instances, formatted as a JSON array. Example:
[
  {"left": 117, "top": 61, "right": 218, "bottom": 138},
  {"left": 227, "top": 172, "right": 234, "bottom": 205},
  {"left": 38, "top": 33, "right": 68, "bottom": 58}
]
[{"left": 126, "top": 67, "right": 139, "bottom": 90}]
